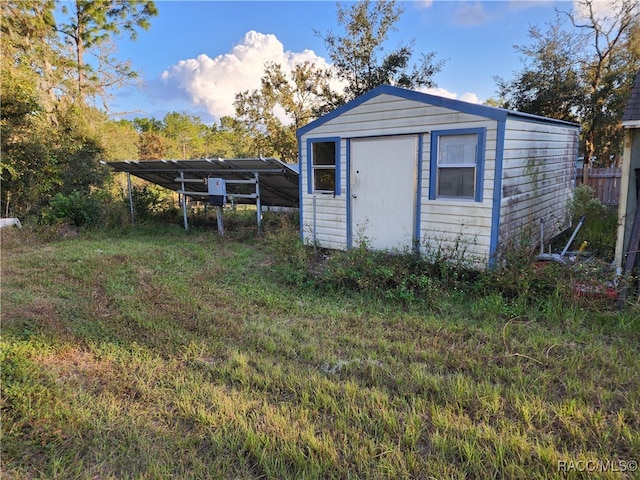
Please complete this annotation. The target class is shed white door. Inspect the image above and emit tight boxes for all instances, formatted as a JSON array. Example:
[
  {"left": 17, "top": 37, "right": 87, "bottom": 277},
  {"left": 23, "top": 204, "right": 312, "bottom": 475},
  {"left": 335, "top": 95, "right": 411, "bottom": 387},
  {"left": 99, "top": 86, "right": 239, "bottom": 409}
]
[{"left": 350, "top": 135, "right": 418, "bottom": 251}]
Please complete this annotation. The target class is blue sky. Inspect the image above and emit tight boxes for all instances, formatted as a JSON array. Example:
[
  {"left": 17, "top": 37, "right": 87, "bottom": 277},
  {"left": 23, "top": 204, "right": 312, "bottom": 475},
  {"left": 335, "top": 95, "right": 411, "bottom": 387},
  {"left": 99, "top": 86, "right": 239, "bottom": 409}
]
[{"left": 106, "top": 0, "right": 580, "bottom": 123}]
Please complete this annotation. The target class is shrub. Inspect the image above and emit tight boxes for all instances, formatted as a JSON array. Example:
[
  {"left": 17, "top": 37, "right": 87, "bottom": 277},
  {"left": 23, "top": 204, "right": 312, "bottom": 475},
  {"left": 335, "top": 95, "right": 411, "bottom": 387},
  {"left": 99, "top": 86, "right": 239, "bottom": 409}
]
[
  {"left": 126, "top": 185, "right": 169, "bottom": 221},
  {"left": 267, "top": 216, "right": 622, "bottom": 313},
  {"left": 306, "top": 242, "right": 443, "bottom": 304},
  {"left": 47, "top": 190, "right": 103, "bottom": 227},
  {"left": 266, "top": 217, "right": 316, "bottom": 286},
  {"left": 567, "top": 185, "right": 618, "bottom": 261},
  {"left": 421, "top": 238, "right": 480, "bottom": 287},
  {"left": 477, "top": 258, "right": 571, "bottom": 305}
]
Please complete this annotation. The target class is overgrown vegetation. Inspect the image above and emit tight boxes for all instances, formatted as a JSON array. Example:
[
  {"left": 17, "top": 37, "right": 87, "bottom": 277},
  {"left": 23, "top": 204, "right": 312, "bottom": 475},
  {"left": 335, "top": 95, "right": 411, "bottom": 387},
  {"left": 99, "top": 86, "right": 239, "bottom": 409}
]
[
  {"left": 567, "top": 185, "right": 619, "bottom": 262},
  {"left": 47, "top": 190, "right": 105, "bottom": 227},
  {"left": 272, "top": 228, "right": 631, "bottom": 319},
  {"left": 126, "top": 185, "right": 175, "bottom": 222},
  {"left": 271, "top": 232, "right": 479, "bottom": 305},
  {"left": 3, "top": 212, "right": 638, "bottom": 479}
]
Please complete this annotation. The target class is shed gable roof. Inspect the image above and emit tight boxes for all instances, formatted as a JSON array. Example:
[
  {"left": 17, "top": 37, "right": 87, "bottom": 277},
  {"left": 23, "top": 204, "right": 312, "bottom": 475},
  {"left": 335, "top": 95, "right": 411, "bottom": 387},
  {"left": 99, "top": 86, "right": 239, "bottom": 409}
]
[
  {"left": 297, "top": 84, "right": 579, "bottom": 137},
  {"left": 622, "top": 70, "right": 640, "bottom": 127}
]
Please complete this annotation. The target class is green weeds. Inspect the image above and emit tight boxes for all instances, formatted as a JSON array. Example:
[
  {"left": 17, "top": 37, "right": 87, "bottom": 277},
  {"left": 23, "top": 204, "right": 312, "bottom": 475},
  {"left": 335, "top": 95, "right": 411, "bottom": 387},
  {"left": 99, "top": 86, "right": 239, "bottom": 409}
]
[
  {"left": 567, "top": 185, "right": 619, "bottom": 261},
  {"left": 2, "top": 223, "right": 639, "bottom": 479}
]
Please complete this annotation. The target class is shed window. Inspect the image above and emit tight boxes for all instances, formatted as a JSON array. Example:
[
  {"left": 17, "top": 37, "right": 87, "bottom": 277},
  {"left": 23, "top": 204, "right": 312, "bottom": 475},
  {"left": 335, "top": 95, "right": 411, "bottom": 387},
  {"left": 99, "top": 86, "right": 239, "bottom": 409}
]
[
  {"left": 430, "top": 129, "right": 485, "bottom": 202},
  {"left": 308, "top": 138, "right": 340, "bottom": 194}
]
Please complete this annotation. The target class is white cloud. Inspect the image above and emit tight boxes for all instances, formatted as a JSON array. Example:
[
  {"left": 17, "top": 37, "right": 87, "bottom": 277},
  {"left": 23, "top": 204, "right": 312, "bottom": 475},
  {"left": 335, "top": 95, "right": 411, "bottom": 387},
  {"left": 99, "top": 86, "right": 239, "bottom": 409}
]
[
  {"left": 460, "top": 92, "right": 481, "bottom": 104},
  {"left": 571, "top": 0, "right": 637, "bottom": 21},
  {"left": 416, "top": 0, "right": 434, "bottom": 9},
  {"left": 572, "top": 0, "right": 610, "bottom": 19},
  {"left": 161, "top": 29, "right": 483, "bottom": 122},
  {"left": 453, "top": 2, "right": 491, "bottom": 26},
  {"left": 422, "top": 87, "right": 481, "bottom": 104},
  {"left": 161, "top": 31, "right": 336, "bottom": 120}
]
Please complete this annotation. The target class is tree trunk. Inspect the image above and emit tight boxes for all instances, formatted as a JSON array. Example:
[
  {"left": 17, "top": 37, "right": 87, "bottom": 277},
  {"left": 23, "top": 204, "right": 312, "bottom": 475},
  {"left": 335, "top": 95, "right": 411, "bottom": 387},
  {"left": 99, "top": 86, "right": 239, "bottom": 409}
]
[
  {"left": 583, "top": 134, "right": 595, "bottom": 185},
  {"left": 75, "top": 4, "right": 85, "bottom": 103}
]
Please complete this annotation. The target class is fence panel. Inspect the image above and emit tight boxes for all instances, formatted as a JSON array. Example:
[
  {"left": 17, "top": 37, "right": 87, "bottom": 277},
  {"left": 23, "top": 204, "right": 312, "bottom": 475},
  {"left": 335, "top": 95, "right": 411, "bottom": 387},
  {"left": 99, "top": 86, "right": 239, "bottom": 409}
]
[{"left": 575, "top": 167, "right": 622, "bottom": 206}]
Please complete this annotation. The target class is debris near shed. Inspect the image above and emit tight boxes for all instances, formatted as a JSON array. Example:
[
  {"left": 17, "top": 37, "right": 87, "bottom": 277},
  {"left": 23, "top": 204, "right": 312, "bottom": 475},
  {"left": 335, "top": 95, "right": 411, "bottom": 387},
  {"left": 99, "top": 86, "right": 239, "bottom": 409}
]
[
  {"left": 571, "top": 258, "right": 620, "bottom": 301},
  {"left": 535, "top": 216, "right": 586, "bottom": 266},
  {"left": 535, "top": 216, "right": 621, "bottom": 302},
  {"left": 534, "top": 255, "right": 620, "bottom": 302},
  {"left": 0, "top": 218, "right": 22, "bottom": 229}
]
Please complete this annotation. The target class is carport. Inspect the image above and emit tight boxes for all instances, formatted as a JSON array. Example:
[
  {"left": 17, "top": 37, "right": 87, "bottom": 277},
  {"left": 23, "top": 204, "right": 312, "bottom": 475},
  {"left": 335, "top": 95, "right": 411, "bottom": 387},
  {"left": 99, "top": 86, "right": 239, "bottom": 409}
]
[{"left": 104, "top": 158, "right": 299, "bottom": 231}]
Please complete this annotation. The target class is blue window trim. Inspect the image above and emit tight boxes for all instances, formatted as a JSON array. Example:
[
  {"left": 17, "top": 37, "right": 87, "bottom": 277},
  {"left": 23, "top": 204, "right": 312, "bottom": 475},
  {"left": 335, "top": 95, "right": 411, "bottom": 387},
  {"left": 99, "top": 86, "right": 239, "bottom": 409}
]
[
  {"left": 429, "top": 128, "right": 486, "bottom": 202},
  {"left": 306, "top": 137, "right": 341, "bottom": 195}
]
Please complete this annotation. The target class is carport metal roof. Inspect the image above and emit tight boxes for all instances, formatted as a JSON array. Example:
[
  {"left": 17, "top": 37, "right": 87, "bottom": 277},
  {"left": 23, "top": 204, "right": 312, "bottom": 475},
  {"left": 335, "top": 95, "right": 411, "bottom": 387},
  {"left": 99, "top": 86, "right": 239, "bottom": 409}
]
[{"left": 104, "top": 158, "right": 299, "bottom": 207}]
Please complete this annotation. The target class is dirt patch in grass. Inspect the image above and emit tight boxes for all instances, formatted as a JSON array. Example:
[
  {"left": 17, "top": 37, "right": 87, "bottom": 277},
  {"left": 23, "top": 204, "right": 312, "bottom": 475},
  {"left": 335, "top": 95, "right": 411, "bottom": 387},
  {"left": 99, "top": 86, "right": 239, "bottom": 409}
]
[
  {"left": 3, "top": 296, "right": 59, "bottom": 322},
  {"left": 1, "top": 296, "right": 74, "bottom": 341},
  {"left": 35, "top": 347, "right": 116, "bottom": 393}
]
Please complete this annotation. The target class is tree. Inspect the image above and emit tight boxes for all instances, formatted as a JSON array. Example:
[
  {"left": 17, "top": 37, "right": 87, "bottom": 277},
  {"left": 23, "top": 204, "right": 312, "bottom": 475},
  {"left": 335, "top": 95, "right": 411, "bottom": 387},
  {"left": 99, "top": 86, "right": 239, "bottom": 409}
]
[
  {"left": 0, "top": 76, "right": 52, "bottom": 216},
  {"left": 203, "top": 117, "right": 255, "bottom": 159},
  {"left": 0, "top": 0, "right": 142, "bottom": 216},
  {"left": 1, "top": 100, "right": 109, "bottom": 216},
  {"left": 100, "top": 119, "right": 139, "bottom": 161},
  {"left": 1, "top": 0, "right": 67, "bottom": 215},
  {"left": 53, "top": 105, "right": 109, "bottom": 196},
  {"left": 136, "top": 131, "right": 166, "bottom": 160},
  {"left": 319, "top": 0, "right": 444, "bottom": 101},
  {"left": 133, "top": 117, "right": 165, "bottom": 160},
  {"left": 1, "top": 0, "right": 66, "bottom": 114},
  {"left": 234, "top": 61, "right": 340, "bottom": 162},
  {"left": 57, "top": 0, "right": 158, "bottom": 107},
  {"left": 563, "top": 0, "right": 640, "bottom": 172},
  {"left": 162, "top": 112, "right": 208, "bottom": 159},
  {"left": 495, "top": 0, "right": 640, "bottom": 172},
  {"left": 133, "top": 117, "right": 163, "bottom": 133},
  {"left": 495, "top": 17, "right": 584, "bottom": 122}
]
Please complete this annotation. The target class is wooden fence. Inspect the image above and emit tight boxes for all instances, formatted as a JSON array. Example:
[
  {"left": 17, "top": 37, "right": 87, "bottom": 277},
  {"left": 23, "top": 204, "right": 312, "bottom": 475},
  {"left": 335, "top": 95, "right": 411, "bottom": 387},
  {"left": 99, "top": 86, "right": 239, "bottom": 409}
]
[{"left": 575, "top": 167, "right": 622, "bottom": 206}]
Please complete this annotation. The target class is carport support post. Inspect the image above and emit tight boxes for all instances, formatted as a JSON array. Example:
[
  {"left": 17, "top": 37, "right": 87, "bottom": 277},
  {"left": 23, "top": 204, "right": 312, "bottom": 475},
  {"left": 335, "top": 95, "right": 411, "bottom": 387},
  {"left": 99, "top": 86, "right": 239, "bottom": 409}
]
[
  {"left": 180, "top": 171, "right": 188, "bottom": 230},
  {"left": 255, "top": 172, "right": 262, "bottom": 235},
  {"left": 127, "top": 173, "right": 135, "bottom": 224},
  {"left": 216, "top": 206, "right": 224, "bottom": 236}
]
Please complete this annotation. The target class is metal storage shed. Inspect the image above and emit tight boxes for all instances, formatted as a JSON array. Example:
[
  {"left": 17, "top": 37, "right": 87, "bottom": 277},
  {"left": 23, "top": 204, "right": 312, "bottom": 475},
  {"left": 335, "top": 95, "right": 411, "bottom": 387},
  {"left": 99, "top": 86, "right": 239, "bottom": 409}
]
[{"left": 297, "top": 85, "right": 580, "bottom": 268}]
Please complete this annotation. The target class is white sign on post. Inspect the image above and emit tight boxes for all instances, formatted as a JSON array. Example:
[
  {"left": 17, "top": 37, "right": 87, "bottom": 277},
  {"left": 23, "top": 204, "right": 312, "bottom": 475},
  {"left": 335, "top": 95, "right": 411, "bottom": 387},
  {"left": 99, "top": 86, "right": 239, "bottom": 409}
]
[
  {"left": 207, "top": 178, "right": 226, "bottom": 206},
  {"left": 207, "top": 177, "right": 226, "bottom": 236}
]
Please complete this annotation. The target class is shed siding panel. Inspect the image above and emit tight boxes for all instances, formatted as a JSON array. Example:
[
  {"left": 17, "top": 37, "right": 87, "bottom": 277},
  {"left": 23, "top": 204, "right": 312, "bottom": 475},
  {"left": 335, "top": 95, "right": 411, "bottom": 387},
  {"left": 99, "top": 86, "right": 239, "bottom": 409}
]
[
  {"left": 300, "top": 135, "right": 348, "bottom": 249},
  {"left": 309, "top": 120, "right": 493, "bottom": 138},
  {"left": 418, "top": 201, "right": 493, "bottom": 263},
  {"left": 417, "top": 128, "right": 496, "bottom": 265},
  {"left": 305, "top": 95, "right": 494, "bottom": 138},
  {"left": 301, "top": 194, "right": 347, "bottom": 249},
  {"left": 499, "top": 118, "right": 579, "bottom": 251}
]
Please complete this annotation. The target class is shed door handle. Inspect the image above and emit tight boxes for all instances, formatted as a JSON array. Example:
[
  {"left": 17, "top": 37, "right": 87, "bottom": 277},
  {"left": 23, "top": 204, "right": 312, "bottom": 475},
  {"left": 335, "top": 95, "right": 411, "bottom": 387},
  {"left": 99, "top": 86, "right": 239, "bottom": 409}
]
[{"left": 352, "top": 194, "right": 357, "bottom": 198}]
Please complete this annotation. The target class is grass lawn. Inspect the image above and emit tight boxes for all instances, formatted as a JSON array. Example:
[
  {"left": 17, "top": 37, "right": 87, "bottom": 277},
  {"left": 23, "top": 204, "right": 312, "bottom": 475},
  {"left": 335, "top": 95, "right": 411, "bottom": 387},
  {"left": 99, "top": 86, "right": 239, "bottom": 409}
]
[{"left": 2, "top": 221, "right": 639, "bottom": 479}]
